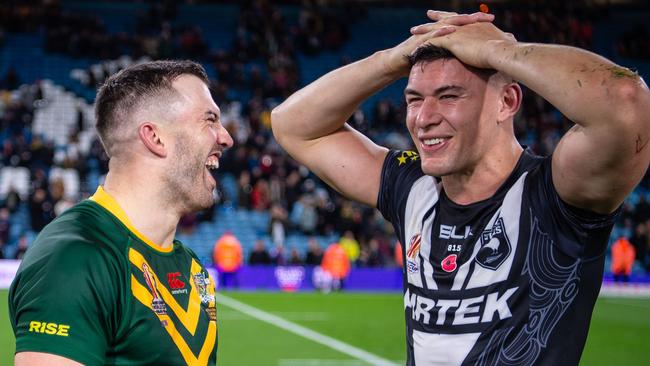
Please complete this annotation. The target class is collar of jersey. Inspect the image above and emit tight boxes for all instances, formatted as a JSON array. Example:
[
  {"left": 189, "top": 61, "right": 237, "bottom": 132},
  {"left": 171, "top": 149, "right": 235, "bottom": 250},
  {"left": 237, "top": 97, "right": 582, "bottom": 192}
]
[{"left": 89, "top": 186, "right": 174, "bottom": 253}]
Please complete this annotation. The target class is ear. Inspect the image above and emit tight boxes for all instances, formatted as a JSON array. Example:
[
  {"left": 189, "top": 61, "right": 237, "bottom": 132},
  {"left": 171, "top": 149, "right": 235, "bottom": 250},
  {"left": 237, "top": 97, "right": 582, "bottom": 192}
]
[
  {"left": 138, "top": 122, "right": 167, "bottom": 158},
  {"left": 497, "top": 82, "right": 522, "bottom": 123}
]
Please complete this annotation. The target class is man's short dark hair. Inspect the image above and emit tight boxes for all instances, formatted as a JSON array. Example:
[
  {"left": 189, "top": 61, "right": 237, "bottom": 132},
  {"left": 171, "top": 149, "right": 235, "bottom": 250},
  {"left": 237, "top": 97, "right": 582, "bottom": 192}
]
[
  {"left": 95, "top": 60, "right": 209, "bottom": 156},
  {"left": 407, "top": 44, "right": 455, "bottom": 67},
  {"left": 408, "top": 44, "right": 498, "bottom": 79}
]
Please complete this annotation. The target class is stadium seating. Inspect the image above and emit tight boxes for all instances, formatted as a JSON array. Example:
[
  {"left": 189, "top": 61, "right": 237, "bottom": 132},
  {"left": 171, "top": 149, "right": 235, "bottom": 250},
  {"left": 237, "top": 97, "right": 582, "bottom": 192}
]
[{"left": 0, "top": 1, "right": 648, "bottom": 273}]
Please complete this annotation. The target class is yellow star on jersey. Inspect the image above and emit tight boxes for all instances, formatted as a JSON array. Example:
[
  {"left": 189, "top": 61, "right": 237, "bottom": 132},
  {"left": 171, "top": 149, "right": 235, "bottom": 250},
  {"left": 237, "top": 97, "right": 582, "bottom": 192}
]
[{"left": 397, "top": 151, "right": 418, "bottom": 166}]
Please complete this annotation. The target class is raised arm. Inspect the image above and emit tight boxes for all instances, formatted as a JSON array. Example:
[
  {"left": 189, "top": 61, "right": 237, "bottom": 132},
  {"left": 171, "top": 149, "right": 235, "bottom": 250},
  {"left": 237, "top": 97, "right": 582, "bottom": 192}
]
[
  {"left": 271, "top": 13, "right": 494, "bottom": 207},
  {"left": 414, "top": 18, "right": 650, "bottom": 213}
]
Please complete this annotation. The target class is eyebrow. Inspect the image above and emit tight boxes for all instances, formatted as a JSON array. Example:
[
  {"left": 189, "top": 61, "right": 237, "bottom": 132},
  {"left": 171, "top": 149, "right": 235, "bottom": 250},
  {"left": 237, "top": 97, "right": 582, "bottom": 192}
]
[
  {"left": 204, "top": 110, "right": 220, "bottom": 120},
  {"left": 404, "top": 85, "right": 466, "bottom": 97}
]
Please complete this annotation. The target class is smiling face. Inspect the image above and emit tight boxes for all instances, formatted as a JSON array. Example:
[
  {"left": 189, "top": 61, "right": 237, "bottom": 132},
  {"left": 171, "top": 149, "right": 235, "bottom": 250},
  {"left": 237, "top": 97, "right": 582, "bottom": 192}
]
[
  {"left": 404, "top": 58, "right": 503, "bottom": 177},
  {"left": 162, "top": 74, "right": 233, "bottom": 212}
]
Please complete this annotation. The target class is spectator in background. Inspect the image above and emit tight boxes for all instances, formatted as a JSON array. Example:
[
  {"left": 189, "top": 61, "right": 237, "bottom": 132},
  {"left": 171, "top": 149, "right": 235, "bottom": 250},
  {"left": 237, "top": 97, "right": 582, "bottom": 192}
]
[
  {"left": 1, "top": 67, "right": 20, "bottom": 90},
  {"left": 633, "top": 195, "right": 650, "bottom": 225},
  {"left": 291, "top": 191, "right": 318, "bottom": 234},
  {"left": 394, "top": 241, "right": 402, "bottom": 268},
  {"left": 339, "top": 230, "right": 360, "bottom": 264},
  {"left": 251, "top": 179, "right": 271, "bottom": 211},
  {"left": 288, "top": 247, "right": 303, "bottom": 265},
  {"left": 358, "top": 238, "right": 383, "bottom": 267},
  {"left": 611, "top": 237, "right": 636, "bottom": 282},
  {"left": 269, "top": 203, "right": 288, "bottom": 247},
  {"left": 4, "top": 187, "right": 21, "bottom": 213},
  {"left": 321, "top": 241, "right": 350, "bottom": 291},
  {"left": 616, "top": 24, "right": 650, "bottom": 60},
  {"left": 630, "top": 222, "right": 649, "bottom": 271},
  {"left": 237, "top": 170, "right": 253, "bottom": 209},
  {"left": 0, "top": 207, "right": 11, "bottom": 249},
  {"left": 270, "top": 244, "right": 287, "bottom": 266},
  {"left": 249, "top": 239, "right": 272, "bottom": 265},
  {"left": 14, "top": 235, "right": 29, "bottom": 260},
  {"left": 213, "top": 231, "right": 243, "bottom": 289},
  {"left": 304, "top": 237, "right": 323, "bottom": 266},
  {"left": 28, "top": 188, "right": 54, "bottom": 231}
]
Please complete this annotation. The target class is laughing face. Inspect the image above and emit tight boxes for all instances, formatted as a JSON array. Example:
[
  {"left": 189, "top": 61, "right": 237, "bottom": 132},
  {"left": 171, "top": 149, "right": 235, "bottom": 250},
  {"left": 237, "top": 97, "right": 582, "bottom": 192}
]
[
  {"left": 404, "top": 58, "right": 502, "bottom": 177},
  {"left": 163, "top": 75, "right": 233, "bottom": 212}
]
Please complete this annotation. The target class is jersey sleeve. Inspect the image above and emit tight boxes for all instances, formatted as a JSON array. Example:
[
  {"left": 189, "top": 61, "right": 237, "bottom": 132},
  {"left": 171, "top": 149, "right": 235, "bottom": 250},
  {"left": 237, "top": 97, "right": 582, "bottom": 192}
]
[
  {"left": 377, "top": 150, "right": 426, "bottom": 229},
  {"left": 528, "top": 156, "right": 621, "bottom": 259},
  {"left": 9, "top": 230, "right": 127, "bottom": 365}
]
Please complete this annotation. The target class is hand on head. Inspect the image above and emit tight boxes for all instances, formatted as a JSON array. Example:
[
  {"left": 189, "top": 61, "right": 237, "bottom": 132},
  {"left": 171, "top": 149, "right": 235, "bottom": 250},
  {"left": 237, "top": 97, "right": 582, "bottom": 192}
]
[
  {"left": 410, "top": 10, "right": 517, "bottom": 69},
  {"left": 381, "top": 10, "right": 495, "bottom": 76}
]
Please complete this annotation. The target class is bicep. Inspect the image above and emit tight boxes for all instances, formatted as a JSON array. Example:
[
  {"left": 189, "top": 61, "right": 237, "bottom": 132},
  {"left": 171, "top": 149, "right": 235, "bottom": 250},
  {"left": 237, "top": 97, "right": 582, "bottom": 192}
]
[
  {"left": 15, "top": 352, "right": 84, "bottom": 366},
  {"left": 282, "top": 124, "right": 388, "bottom": 207},
  {"left": 552, "top": 121, "right": 649, "bottom": 214}
]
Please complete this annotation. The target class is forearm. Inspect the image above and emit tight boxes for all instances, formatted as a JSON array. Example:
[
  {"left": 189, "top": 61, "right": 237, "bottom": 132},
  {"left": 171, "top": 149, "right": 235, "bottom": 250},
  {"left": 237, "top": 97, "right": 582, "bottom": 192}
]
[
  {"left": 271, "top": 50, "right": 404, "bottom": 142},
  {"left": 485, "top": 40, "right": 648, "bottom": 129}
]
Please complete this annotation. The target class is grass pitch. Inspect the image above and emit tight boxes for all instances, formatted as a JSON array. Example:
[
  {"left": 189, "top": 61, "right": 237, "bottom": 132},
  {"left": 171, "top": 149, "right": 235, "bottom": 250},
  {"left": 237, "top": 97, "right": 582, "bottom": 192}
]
[{"left": 1, "top": 290, "right": 648, "bottom": 365}]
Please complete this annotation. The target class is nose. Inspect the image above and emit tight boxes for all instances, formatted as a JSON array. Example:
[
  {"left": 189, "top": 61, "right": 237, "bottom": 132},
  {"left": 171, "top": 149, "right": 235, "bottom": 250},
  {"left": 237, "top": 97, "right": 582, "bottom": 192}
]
[
  {"left": 217, "top": 125, "right": 234, "bottom": 149},
  {"left": 415, "top": 97, "right": 443, "bottom": 129}
]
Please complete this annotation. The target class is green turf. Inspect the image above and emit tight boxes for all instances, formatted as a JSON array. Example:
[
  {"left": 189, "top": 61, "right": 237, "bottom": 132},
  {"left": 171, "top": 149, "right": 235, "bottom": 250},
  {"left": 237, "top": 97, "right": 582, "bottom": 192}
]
[
  {"left": 218, "top": 291, "right": 406, "bottom": 365},
  {"left": 1, "top": 289, "right": 649, "bottom": 365},
  {"left": 1, "top": 289, "right": 16, "bottom": 364},
  {"left": 580, "top": 297, "right": 650, "bottom": 366}
]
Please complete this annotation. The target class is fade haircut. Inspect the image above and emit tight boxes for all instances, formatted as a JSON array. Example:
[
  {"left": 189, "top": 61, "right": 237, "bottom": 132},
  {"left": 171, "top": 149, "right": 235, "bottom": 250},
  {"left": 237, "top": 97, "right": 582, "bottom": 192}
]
[
  {"left": 407, "top": 44, "right": 499, "bottom": 80},
  {"left": 95, "top": 60, "right": 209, "bottom": 156},
  {"left": 407, "top": 44, "right": 455, "bottom": 66}
]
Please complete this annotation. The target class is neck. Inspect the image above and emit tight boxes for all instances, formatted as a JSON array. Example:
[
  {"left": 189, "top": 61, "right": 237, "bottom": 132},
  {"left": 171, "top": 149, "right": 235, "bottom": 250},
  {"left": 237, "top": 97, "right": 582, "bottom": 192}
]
[
  {"left": 442, "top": 141, "right": 523, "bottom": 205},
  {"left": 102, "top": 167, "right": 180, "bottom": 249}
]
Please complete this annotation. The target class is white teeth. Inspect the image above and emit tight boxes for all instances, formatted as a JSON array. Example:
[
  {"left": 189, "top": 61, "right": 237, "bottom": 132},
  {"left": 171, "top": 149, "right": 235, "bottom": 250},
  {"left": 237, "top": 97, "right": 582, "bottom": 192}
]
[
  {"left": 423, "top": 138, "right": 445, "bottom": 146},
  {"left": 205, "top": 156, "right": 219, "bottom": 170}
]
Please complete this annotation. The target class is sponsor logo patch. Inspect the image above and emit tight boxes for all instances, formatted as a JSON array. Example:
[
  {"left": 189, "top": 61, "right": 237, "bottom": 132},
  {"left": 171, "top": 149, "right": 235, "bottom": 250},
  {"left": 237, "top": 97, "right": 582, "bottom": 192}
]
[
  {"left": 193, "top": 272, "right": 217, "bottom": 321},
  {"left": 167, "top": 272, "right": 186, "bottom": 290},
  {"left": 476, "top": 217, "right": 511, "bottom": 270},
  {"left": 142, "top": 263, "right": 167, "bottom": 315},
  {"left": 28, "top": 321, "right": 70, "bottom": 336},
  {"left": 406, "top": 234, "right": 422, "bottom": 274}
]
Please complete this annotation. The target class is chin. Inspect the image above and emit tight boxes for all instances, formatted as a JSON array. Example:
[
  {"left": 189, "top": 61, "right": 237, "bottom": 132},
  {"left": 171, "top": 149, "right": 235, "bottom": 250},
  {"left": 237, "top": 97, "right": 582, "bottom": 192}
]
[
  {"left": 198, "top": 196, "right": 216, "bottom": 210},
  {"left": 420, "top": 161, "right": 452, "bottom": 178}
]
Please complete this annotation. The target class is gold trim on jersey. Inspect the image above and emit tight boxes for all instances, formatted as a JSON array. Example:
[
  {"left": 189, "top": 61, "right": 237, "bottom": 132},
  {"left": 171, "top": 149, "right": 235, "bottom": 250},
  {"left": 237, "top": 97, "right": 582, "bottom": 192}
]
[
  {"left": 129, "top": 248, "right": 216, "bottom": 364},
  {"left": 89, "top": 186, "right": 173, "bottom": 253}
]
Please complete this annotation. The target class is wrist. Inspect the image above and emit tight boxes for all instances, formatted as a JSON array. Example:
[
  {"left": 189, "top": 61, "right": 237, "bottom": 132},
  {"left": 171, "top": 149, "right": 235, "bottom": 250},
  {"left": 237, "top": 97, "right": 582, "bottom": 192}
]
[
  {"left": 484, "top": 39, "right": 519, "bottom": 70},
  {"left": 375, "top": 49, "right": 411, "bottom": 80}
]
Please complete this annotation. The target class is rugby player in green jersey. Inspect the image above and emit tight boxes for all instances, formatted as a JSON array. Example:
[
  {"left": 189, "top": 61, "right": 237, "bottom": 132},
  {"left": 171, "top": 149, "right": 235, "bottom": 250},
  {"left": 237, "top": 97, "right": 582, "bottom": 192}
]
[{"left": 9, "top": 60, "right": 233, "bottom": 365}]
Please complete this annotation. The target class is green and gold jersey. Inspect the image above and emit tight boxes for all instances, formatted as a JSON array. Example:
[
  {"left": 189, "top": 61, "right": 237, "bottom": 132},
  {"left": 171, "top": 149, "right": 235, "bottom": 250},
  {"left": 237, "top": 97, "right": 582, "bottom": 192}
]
[{"left": 9, "top": 187, "right": 218, "bottom": 365}]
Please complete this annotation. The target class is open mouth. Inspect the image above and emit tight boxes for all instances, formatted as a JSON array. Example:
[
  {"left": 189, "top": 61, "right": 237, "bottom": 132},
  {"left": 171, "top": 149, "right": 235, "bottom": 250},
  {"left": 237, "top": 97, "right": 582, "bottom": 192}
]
[
  {"left": 420, "top": 136, "right": 450, "bottom": 151},
  {"left": 422, "top": 137, "right": 447, "bottom": 146},
  {"left": 205, "top": 153, "right": 220, "bottom": 171}
]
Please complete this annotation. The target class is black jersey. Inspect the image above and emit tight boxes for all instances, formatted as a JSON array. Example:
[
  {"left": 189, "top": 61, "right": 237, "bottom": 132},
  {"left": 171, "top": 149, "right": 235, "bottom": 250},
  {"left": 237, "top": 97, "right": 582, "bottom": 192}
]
[{"left": 378, "top": 149, "right": 618, "bottom": 366}]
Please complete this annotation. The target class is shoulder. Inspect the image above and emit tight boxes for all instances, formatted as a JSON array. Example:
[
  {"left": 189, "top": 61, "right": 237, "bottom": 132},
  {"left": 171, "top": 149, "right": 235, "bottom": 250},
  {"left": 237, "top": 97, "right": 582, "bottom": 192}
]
[
  {"left": 378, "top": 149, "right": 438, "bottom": 224},
  {"left": 18, "top": 200, "right": 131, "bottom": 275},
  {"left": 380, "top": 150, "right": 429, "bottom": 195},
  {"left": 36, "top": 200, "right": 129, "bottom": 251},
  {"left": 383, "top": 150, "right": 424, "bottom": 175}
]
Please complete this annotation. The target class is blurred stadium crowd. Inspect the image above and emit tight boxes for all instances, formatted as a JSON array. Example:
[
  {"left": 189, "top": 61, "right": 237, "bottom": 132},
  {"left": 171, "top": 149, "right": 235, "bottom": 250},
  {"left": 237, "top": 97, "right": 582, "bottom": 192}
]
[{"left": 0, "top": 0, "right": 648, "bottom": 274}]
